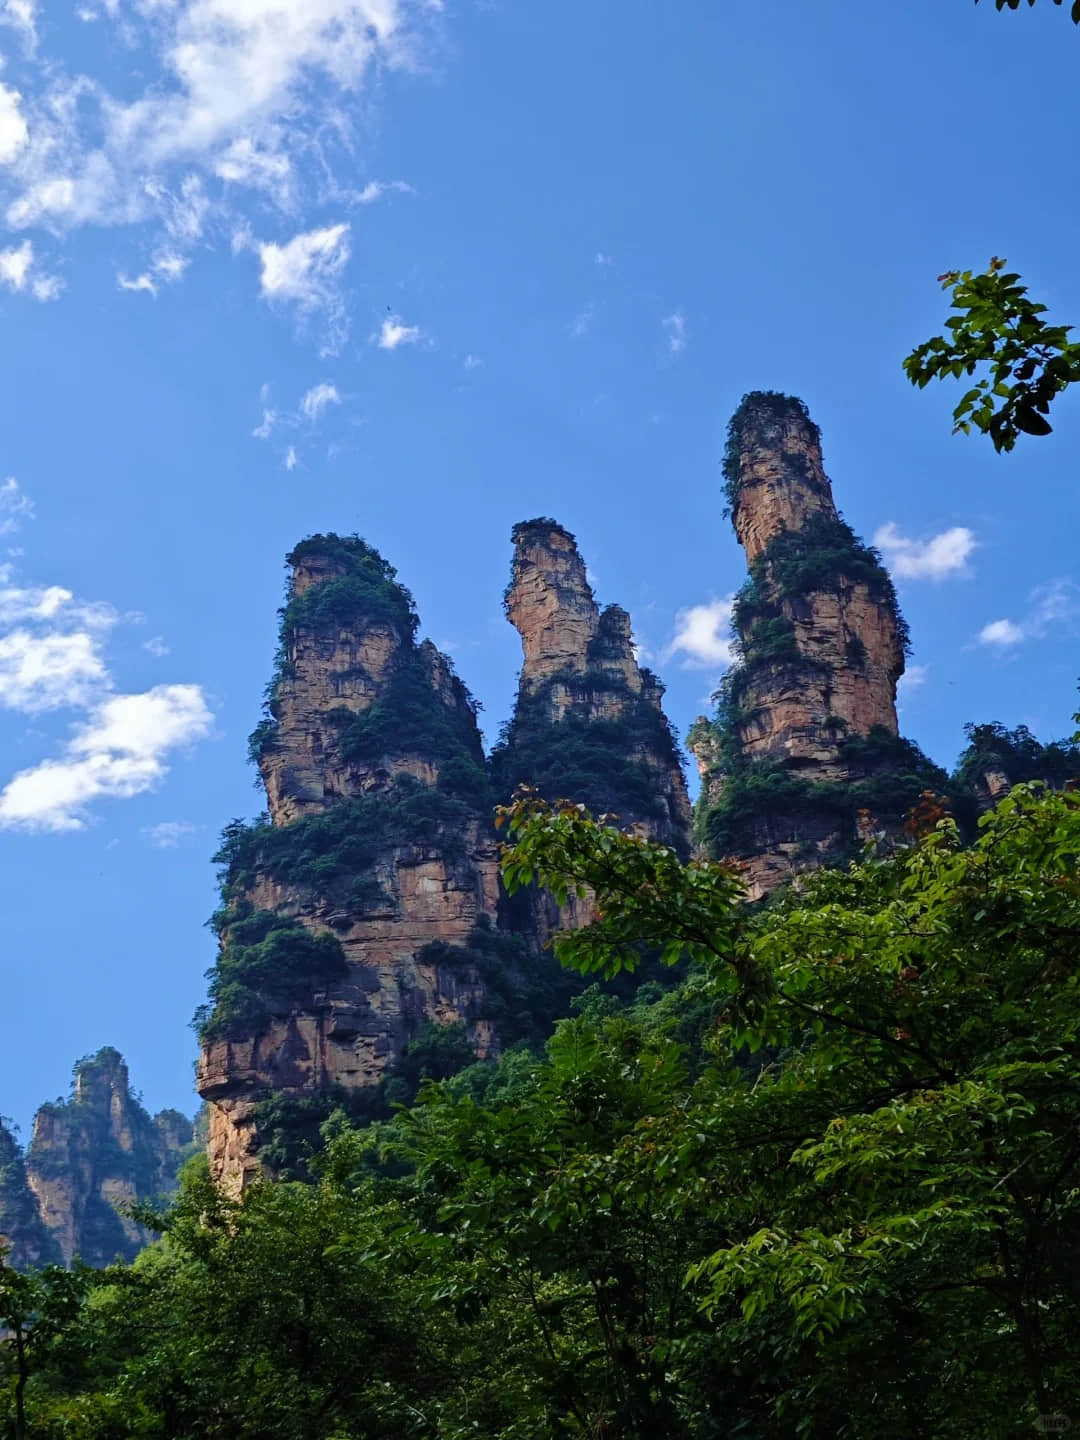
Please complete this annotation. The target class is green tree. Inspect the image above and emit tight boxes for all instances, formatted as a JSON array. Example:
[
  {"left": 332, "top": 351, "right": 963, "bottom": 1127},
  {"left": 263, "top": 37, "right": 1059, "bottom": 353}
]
[
  {"left": 904, "top": 259, "right": 1080, "bottom": 451},
  {"left": 0, "top": 1251, "right": 86, "bottom": 1440},
  {"left": 978, "top": 0, "right": 1080, "bottom": 19}
]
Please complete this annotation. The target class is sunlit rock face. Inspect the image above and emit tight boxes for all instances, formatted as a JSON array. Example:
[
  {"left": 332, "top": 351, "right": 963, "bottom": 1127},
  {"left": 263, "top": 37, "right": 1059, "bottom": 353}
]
[
  {"left": 689, "top": 393, "right": 942, "bottom": 900},
  {"left": 198, "top": 536, "right": 502, "bottom": 1192}
]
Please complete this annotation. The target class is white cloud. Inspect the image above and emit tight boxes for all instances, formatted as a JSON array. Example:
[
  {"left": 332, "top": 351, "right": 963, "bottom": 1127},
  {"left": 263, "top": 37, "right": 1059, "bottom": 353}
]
[
  {"left": 0, "top": 81, "right": 28, "bottom": 165},
  {"left": 118, "top": 248, "right": 190, "bottom": 296},
  {"left": 665, "top": 598, "right": 736, "bottom": 669},
  {"left": 897, "top": 663, "right": 929, "bottom": 694},
  {"left": 215, "top": 137, "right": 292, "bottom": 202},
  {"left": 300, "top": 381, "right": 340, "bottom": 421},
  {"left": 356, "top": 178, "right": 412, "bottom": 204},
  {"left": 979, "top": 619, "right": 1024, "bottom": 647},
  {"left": 463, "top": 353, "right": 482, "bottom": 371},
  {"left": 977, "top": 579, "right": 1080, "bottom": 649},
  {"left": 0, "top": 630, "right": 107, "bottom": 712},
  {"left": 117, "top": 272, "right": 157, "bottom": 296},
  {"left": 874, "top": 522, "right": 976, "bottom": 580},
  {"left": 0, "top": 555, "right": 210, "bottom": 828},
  {"left": 0, "top": 240, "right": 61, "bottom": 299},
  {"left": 662, "top": 309, "right": 686, "bottom": 355},
  {"left": 2, "top": 0, "right": 434, "bottom": 233},
  {"left": 0, "top": 0, "right": 36, "bottom": 44},
  {"left": 595, "top": 250, "right": 611, "bottom": 267},
  {"left": 255, "top": 223, "right": 350, "bottom": 348},
  {"left": 376, "top": 313, "right": 420, "bottom": 350},
  {"left": 284, "top": 444, "right": 298, "bottom": 470},
  {"left": 252, "top": 406, "right": 277, "bottom": 438},
  {"left": 0, "top": 684, "right": 213, "bottom": 831},
  {"left": 143, "top": 818, "right": 198, "bottom": 847},
  {"left": 0, "top": 476, "right": 33, "bottom": 536},
  {"left": 0, "top": 239, "right": 30, "bottom": 288},
  {"left": 143, "top": 634, "right": 169, "bottom": 657}
]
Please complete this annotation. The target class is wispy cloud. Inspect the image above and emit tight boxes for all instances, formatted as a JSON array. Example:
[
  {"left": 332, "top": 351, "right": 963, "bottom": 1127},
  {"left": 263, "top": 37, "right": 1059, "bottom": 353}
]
[
  {"left": 299, "top": 381, "right": 340, "bottom": 421},
  {"left": 874, "top": 522, "right": 976, "bottom": 580},
  {"left": 143, "top": 635, "right": 169, "bottom": 658},
  {"left": 356, "top": 179, "right": 413, "bottom": 204},
  {"left": 143, "top": 819, "right": 199, "bottom": 848},
  {"left": 116, "top": 250, "right": 189, "bottom": 298},
  {"left": 254, "top": 223, "right": 351, "bottom": 350},
  {"left": 0, "top": 476, "right": 34, "bottom": 536},
  {"left": 662, "top": 309, "right": 686, "bottom": 356},
  {"left": 284, "top": 444, "right": 298, "bottom": 471},
  {"left": 664, "top": 598, "right": 736, "bottom": 669},
  {"left": 570, "top": 303, "right": 594, "bottom": 339},
  {"left": 977, "top": 579, "right": 1079, "bottom": 649},
  {"left": 0, "top": 79, "right": 28, "bottom": 164},
  {"left": 897, "top": 663, "right": 929, "bottom": 695},
  {"left": 0, "top": 240, "right": 61, "bottom": 300},
  {"left": 376, "top": 314, "right": 421, "bottom": 350}
]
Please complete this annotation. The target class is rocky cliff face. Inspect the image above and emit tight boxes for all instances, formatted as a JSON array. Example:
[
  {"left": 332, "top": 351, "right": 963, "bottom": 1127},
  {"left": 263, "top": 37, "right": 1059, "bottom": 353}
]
[
  {"left": 197, "top": 536, "right": 505, "bottom": 1191},
  {"left": 495, "top": 519, "right": 691, "bottom": 849},
  {"left": 197, "top": 526, "right": 693, "bottom": 1190},
  {"left": 690, "top": 393, "right": 946, "bottom": 897},
  {"left": 0, "top": 1121, "right": 60, "bottom": 1270},
  {"left": 4, "top": 1049, "right": 194, "bottom": 1267}
]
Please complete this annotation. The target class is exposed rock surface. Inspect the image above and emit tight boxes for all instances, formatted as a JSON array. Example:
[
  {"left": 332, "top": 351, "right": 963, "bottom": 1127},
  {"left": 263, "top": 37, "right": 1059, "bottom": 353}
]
[
  {"left": 198, "top": 526, "right": 694, "bottom": 1190},
  {"left": 690, "top": 393, "right": 944, "bottom": 898},
  {"left": 497, "top": 519, "right": 691, "bottom": 849},
  {"left": 198, "top": 536, "right": 504, "bottom": 1191},
  {"left": 7, "top": 1049, "right": 195, "bottom": 1267},
  {"left": 0, "top": 1120, "right": 60, "bottom": 1269}
]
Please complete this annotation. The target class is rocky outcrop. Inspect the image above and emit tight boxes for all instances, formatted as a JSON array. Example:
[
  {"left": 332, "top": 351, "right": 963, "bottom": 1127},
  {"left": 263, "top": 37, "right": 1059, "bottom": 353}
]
[
  {"left": 0, "top": 1120, "right": 60, "bottom": 1270},
  {"left": 495, "top": 519, "right": 691, "bottom": 850},
  {"left": 197, "top": 526, "right": 695, "bottom": 1190},
  {"left": 690, "top": 393, "right": 945, "bottom": 898},
  {"left": 198, "top": 536, "right": 504, "bottom": 1191},
  {"left": 14, "top": 1049, "right": 194, "bottom": 1267}
]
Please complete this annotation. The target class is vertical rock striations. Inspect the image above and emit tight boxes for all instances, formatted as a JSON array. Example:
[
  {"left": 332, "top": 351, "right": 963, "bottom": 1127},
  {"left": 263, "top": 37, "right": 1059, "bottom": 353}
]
[
  {"left": 494, "top": 519, "right": 691, "bottom": 850},
  {"left": 19, "top": 1048, "right": 194, "bottom": 1267},
  {"left": 689, "top": 393, "right": 946, "bottom": 897},
  {"left": 197, "top": 536, "right": 503, "bottom": 1191},
  {"left": 0, "top": 1120, "right": 61, "bottom": 1269}
]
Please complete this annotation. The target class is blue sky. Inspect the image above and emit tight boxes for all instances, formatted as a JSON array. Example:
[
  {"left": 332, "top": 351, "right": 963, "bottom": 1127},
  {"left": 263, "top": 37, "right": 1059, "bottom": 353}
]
[{"left": 1, "top": 0, "right": 1078, "bottom": 1134}]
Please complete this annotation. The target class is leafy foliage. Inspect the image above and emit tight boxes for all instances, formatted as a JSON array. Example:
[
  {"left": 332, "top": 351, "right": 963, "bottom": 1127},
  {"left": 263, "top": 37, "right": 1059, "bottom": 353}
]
[
  {"left": 978, "top": 0, "right": 1080, "bottom": 20},
  {"left": 693, "top": 719, "right": 949, "bottom": 862},
  {"left": 329, "top": 650, "right": 491, "bottom": 809},
  {"left": 13, "top": 785, "right": 1080, "bottom": 1437},
  {"left": 905, "top": 258, "right": 1080, "bottom": 451},
  {"left": 196, "top": 908, "right": 348, "bottom": 1042},
  {"left": 732, "top": 511, "right": 911, "bottom": 665},
  {"left": 490, "top": 668, "right": 685, "bottom": 839},
  {"left": 212, "top": 777, "right": 479, "bottom": 917},
  {"left": 248, "top": 533, "right": 422, "bottom": 765}
]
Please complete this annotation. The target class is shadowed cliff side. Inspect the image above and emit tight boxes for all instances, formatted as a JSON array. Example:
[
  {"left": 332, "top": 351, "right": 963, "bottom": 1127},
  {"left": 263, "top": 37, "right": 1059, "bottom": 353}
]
[
  {"left": 0, "top": 1120, "right": 60, "bottom": 1270},
  {"left": 493, "top": 519, "right": 691, "bottom": 848},
  {"left": 492, "top": 517, "right": 692, "bottom": 936},
  {"left": 689, "top": 393, "right": 947, "bottom": 897}
]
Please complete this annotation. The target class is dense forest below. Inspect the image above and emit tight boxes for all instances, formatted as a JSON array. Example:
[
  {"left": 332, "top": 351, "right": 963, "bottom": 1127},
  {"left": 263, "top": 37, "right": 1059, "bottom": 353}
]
[{"left": 2, "top": 777, "right": 1079, "bottom": 1438}]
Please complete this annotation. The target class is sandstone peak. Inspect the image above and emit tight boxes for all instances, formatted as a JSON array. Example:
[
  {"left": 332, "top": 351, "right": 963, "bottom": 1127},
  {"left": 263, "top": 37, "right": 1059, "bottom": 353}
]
[
  {"left": 691, "top": 395, "right": 943, "bottom": 897},
  {"left": 724, "top": 391, "right": 837, "bottom": 563},
  {"left": 505, "top": 517, "right": 599, "bottom": 690}
]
